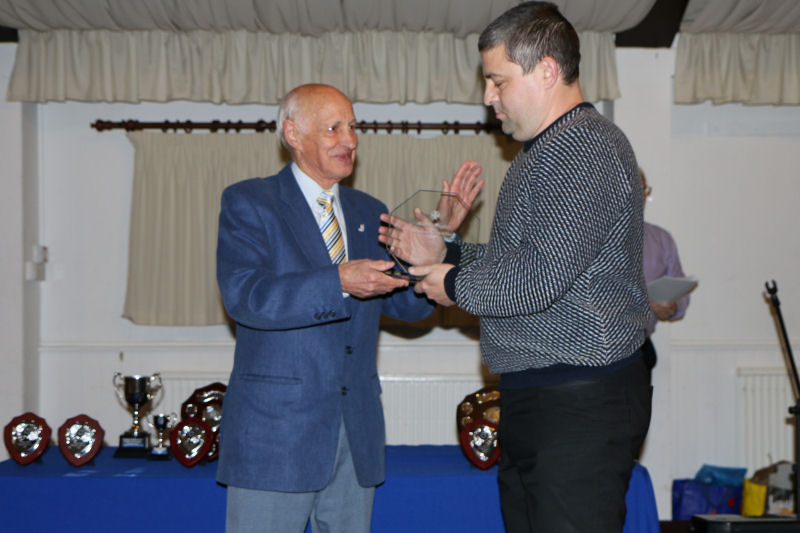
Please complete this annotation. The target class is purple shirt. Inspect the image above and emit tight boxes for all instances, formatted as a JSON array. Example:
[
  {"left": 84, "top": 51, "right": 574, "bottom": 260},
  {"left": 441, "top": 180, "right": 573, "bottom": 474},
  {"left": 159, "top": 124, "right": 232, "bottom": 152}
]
[{"left": 643, "top": 221, "right": 689, "bottom": 336}]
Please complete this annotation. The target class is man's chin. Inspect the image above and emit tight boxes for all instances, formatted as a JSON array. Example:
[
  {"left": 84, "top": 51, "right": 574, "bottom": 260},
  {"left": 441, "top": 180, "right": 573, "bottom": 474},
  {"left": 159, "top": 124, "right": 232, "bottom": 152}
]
[
  {"left": 500, "top": 121, "right": 518, "bottom": 138},
  {"left": 334, "top": 165, "right": 355, "bottom": 181},
  {"left": 501, "top": 121, "right": 534, "bottom": 142}
]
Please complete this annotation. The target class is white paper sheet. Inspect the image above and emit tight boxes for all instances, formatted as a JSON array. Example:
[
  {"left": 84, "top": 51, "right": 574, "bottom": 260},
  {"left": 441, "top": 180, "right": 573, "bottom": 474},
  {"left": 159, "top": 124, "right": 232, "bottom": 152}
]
[{"left": 646, "top": 276, "right": 698, "bottom": 302}]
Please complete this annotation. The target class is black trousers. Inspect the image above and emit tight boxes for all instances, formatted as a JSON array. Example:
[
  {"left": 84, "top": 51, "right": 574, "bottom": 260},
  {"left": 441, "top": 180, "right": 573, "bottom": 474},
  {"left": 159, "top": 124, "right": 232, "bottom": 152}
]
[
  {"left": 642, "top": 336, "right": 657, "bottom": 371},
  {"left": 497, "top": 356, "right": 652, "bottom": 533}
]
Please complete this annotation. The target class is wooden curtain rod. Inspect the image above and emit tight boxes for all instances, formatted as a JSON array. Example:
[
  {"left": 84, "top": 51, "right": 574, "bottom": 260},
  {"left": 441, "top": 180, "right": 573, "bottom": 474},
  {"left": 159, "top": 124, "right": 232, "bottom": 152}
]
[{"left": 91, "top": 119, "right": 501, "bottom": 134}]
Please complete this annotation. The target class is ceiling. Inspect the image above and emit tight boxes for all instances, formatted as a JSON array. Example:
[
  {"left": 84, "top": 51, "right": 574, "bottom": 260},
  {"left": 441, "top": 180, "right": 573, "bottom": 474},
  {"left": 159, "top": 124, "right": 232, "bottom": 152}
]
[
  {"left": 2, "top": 0, "right": 799, "bottom": 45},
  {"left": 0, "top": 0, "right": 678, "bottom": 45}
]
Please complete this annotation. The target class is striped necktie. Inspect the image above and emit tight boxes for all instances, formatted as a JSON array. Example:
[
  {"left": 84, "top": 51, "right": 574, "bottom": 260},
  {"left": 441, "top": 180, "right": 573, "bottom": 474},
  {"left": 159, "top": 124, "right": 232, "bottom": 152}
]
[{"left": 317, "top": 190, "right": 346, "bottom": 264}]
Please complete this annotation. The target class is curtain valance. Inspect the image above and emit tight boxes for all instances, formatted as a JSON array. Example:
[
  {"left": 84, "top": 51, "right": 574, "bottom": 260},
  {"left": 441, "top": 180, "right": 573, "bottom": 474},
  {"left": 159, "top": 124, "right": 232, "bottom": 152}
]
[
  {"left": 675, "top": 32, "right": 800, "bottom": 105},
  {"left": 7, "top": 28, "right": 620, "bottom": 104},
  {"left": 675, "top": 0, "right": 800, "bottom": 105}
]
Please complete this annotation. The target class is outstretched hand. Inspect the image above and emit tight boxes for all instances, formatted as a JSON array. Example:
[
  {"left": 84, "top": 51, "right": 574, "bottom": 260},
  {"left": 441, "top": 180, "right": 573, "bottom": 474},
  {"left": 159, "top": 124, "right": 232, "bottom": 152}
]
[
  {"left": 338, "top": 259, "right": 409, "bottom": 299},
  {"left": 437, "top": 160, "right": 485, "bottom": 233}
]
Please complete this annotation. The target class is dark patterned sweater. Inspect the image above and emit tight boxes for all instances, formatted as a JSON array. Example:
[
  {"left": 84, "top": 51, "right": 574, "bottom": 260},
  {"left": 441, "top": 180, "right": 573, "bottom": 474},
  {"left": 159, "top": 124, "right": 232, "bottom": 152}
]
[{"left": 449, "top": 103, "right": 648, "bottom": 375}]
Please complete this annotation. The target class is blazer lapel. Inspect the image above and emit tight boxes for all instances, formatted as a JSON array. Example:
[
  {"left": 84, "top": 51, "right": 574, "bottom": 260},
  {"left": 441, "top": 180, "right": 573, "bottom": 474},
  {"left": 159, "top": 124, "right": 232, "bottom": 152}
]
[
  {"left": 275, "top": 166, "right": 331, "bottom": 266},
  {"left": 340, "top": 187, "right": 370, "bottom": 261}
]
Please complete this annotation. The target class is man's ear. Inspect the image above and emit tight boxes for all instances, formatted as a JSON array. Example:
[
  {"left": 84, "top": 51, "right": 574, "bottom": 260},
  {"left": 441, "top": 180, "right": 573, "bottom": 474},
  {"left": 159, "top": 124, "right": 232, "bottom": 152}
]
[
  {"left": 539, "top": 56, "right": 560, "bottom": 89},
  {"left": 283, "top": 119, "right": 302, "bottom": 151}
]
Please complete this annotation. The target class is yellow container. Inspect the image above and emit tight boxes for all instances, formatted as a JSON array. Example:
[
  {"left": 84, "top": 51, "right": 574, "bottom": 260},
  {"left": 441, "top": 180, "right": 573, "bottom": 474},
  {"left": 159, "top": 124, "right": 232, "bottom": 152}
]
[{"left": 741, "top": 478, "right": 767, "bottom": 517}]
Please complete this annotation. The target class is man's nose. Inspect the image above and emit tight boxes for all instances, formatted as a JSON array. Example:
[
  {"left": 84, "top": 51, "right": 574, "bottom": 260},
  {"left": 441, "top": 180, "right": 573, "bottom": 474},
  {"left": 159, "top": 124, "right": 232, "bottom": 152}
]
[
  {"left": 341, "top": 129, "right": 357, "bottom": 148},
  {"left": 483, "top": 84, "right": 497, "bottom": 107}
]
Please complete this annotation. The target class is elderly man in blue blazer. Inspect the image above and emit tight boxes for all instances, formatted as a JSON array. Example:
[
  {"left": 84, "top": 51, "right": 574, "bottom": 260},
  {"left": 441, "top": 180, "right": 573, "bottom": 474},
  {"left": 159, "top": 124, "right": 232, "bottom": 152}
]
[{"left": 216, "top": 84, "right": 475, "bottom": 533}]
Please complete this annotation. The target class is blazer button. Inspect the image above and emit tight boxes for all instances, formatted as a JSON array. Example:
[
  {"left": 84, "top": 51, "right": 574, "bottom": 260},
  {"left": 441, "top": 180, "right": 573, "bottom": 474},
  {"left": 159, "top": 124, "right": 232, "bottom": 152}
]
[
  {"left": 313, "top": 312, "right": 321, "bottom": 320},
  {"left": 341, "top": 386, "right": 348, "bottom": 396},
  {"left": 345, "top": 346, "right": 353, "bottom": 355}
]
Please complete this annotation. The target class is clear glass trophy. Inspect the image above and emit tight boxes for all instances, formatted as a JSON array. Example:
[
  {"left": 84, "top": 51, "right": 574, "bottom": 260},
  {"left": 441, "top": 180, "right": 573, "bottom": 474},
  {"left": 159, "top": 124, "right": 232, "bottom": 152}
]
[{"left": 386, "top": 190, "right": 480, "bottom": 281}]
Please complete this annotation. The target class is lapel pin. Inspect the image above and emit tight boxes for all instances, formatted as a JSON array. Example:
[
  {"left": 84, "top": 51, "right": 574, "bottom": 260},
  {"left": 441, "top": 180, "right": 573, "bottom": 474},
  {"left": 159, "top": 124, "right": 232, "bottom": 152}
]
[{"left": 358, "top": 224, "right": 365, "bottom": 232}]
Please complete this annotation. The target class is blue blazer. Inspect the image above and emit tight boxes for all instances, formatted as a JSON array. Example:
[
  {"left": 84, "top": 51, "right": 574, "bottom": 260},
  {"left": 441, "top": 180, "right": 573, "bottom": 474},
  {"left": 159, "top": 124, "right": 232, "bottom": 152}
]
[{"left": 215, "top": 164, "right": 434, "bottom": 492}]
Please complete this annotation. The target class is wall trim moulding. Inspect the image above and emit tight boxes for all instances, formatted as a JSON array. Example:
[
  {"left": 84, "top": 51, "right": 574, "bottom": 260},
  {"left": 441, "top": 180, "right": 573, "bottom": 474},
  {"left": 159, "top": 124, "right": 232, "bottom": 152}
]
[
  {"left": 380, "top": 374, "right": 496, "bottom": 384},
  {"left": 39, "top": 337, "right": 482, "bottom": 353},
  {"left": 379, "top": 339, "right": 480, "bottom": 349},
  {"left": 38, "top": 341, "right": 236, "bottom": 353},
  {"left": 669, "top": 339, "right": 789, "bottom": 352},
  {"left": 38, "top": 339, "right": 791, "bottom": 355}
]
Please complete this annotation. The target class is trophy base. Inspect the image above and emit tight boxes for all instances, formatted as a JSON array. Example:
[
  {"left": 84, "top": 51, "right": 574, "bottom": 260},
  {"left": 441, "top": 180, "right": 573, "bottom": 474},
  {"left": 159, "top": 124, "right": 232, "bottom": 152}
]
[
  {"left": 114, "top": 447, "right": 149, "bottom": 459},
  {"left": 147, "top": 446, "right": 171, "bottom": 461},
  {"left": 147, "top": 454, "right": 171, "bottom": 461},
  {"left": 114, "top": 433, "right": 150, "bottom": 458}
]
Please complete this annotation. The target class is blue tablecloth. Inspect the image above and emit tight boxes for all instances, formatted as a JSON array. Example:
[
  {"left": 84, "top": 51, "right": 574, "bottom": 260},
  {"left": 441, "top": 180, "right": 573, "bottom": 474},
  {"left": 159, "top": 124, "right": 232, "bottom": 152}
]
[{"left": 0, "top": 445, "right": 658, "bottom": 532}]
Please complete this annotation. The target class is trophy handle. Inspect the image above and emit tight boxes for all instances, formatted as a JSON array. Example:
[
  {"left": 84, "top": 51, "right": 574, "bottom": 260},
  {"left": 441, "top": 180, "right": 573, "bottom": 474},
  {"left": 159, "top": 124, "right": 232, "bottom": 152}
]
[
  {"left": 148, "top": 373, "right": 164, "bottom": 409},
  {"left": 112, "top": 372, "right": 126, "bottom": 405},
  {"left": 149, "top": 373, "right": 163, "bottom": 392}
]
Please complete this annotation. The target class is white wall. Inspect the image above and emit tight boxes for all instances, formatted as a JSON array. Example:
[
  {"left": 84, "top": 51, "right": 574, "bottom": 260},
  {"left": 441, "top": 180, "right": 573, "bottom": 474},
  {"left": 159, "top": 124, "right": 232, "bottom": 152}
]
[
  {"left": 0, "top": 45, "right": 42, "bottom": 462},
  {"left": 0, "top": 44, "right": 25, "bottom": 446},
  {"left": 614, "top": 47, "right": 800, "bottom": 516},
  {"left": 2, "top": 42, "right": 800, "bottom": 519}
]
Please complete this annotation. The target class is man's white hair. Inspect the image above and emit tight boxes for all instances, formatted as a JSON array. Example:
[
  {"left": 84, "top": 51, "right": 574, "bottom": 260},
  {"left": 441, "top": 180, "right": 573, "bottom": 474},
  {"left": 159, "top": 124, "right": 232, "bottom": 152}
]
[{"left": 276, "top": 89, "right": 302, "bottom": 150}]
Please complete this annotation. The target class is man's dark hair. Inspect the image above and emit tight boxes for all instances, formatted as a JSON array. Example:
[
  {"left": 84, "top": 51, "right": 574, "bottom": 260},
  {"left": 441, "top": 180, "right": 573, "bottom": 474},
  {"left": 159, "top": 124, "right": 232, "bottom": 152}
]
[{"left": 478, "top": 1, "right": 580, "bottom": 84}]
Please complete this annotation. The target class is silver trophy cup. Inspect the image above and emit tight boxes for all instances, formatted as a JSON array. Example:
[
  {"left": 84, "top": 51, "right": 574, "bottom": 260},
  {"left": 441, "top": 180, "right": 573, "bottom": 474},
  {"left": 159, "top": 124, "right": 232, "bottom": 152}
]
[
  {"left": 147, "top": 412, "right": 177, "bottom": 460},
  {"left": 113, "top": 372, "right": 162, "bottom": 458}
]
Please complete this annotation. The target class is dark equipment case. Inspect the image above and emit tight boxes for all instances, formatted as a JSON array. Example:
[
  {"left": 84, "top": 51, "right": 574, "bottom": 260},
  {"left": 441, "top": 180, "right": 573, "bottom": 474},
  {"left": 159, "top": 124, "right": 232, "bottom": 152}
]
[{"left": 690, "top": 514, "right": 800, "bottom": 532}]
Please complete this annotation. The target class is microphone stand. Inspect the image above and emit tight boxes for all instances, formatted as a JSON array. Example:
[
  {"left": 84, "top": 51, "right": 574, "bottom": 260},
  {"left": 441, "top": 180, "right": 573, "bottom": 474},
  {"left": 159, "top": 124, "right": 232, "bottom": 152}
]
[{"left": 765, "top": 280, "right": 800, "bottom": 521}]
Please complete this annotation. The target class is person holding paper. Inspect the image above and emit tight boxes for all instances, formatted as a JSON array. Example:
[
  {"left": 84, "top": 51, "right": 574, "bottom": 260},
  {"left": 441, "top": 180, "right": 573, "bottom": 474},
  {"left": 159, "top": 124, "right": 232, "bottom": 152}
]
[{"left": 641, "top": 168, "right": 690, "bottom": 370}]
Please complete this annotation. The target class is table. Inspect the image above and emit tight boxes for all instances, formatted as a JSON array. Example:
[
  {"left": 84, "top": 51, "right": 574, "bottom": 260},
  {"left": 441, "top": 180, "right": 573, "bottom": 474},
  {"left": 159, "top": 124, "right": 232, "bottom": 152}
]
[{"left": 0, "top": 445, "right": 658, "bottom": 532}]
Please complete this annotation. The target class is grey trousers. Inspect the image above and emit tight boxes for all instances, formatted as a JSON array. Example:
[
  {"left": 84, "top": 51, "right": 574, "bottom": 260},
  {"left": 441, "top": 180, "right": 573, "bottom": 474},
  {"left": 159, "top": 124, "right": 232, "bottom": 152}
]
[{"left": 225, "top": 421, "right": 375, "bottom": 533}]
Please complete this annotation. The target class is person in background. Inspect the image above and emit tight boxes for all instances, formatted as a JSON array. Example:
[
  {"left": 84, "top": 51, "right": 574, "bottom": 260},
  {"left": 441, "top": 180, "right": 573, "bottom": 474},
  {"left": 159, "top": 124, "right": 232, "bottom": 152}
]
[
  {"left": 215, "top": 83, "right": 482, "bottom": 533},
  {"left": 380, "top": 3, "right": 652, "bottom": 531},
  {"left": 641, "top": 168, "right": 690, "bottom": 371}
]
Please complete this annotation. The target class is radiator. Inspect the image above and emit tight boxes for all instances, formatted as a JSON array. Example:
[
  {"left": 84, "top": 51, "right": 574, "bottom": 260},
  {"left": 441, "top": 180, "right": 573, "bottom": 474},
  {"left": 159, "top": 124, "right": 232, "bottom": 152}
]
[
  {"left": 155, "top": 372, "right": 488, "bottom": 445},
  {"left": 737, "top": 367, "right": 796, "bottom": 473},
  {"left": 380, "top": 376, "right": 491, "bottom": 445},
  {"left": 155, "top": 372, "right": 230, "bottom": 417}
]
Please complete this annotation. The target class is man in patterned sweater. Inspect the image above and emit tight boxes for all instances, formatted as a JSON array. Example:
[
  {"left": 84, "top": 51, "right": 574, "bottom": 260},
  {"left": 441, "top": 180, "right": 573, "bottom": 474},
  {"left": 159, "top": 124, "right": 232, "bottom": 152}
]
[{"left": 380, "top": 2, "right": 651, "bottom": 532}]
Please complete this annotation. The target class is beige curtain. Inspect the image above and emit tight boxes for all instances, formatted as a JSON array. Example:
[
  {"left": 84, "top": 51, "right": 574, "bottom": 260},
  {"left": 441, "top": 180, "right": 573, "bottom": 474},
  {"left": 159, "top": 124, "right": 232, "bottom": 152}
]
[
  {"left": 7, "top": 28, "right": 619, "bottom": 104},
  {"left": 123, "top": 131, "right": 519, "bottom": 325},
  {"left": 675, "top": 32, "right": 800, "bottom": 105},
  {"left": 675, "top": 0, "right": 800, "bottom": 105},
  {"left": 123, "top": 133, "right": 285, "bottom": 325},
  {"left": 2, "top": 0, "right": 655, "bottom": 104}
]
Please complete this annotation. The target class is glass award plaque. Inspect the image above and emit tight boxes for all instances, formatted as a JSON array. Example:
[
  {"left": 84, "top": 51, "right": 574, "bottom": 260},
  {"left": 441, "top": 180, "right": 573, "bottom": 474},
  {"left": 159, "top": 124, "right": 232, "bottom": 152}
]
[
  {"left": 386, "top": 190, "right": 480, "bottom": 280},
  {"left": 58, "top": 414, "right": 104, "bottom": 467},
  {"left": 4, "top": 412, "right": 52, "bottom": 465},
  {"left": 456, "top": 386, "right": 500, "bottom": 469}
]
